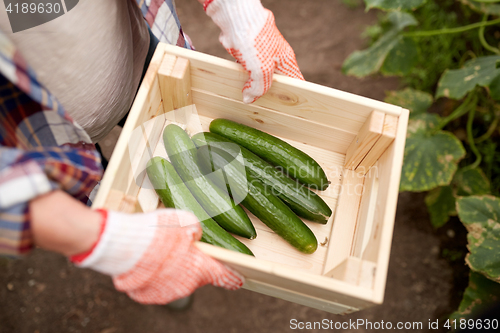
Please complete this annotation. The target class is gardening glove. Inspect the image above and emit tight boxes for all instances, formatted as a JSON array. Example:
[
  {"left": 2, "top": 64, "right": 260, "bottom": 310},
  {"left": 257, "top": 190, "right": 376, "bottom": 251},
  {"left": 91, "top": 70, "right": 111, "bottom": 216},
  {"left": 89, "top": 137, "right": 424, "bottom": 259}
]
[
  {"left": 70, "top": 209, "right": 244, "bottom": 304},
  {"left": 204, "top": 0, "right": 304, "bottom": 103}
]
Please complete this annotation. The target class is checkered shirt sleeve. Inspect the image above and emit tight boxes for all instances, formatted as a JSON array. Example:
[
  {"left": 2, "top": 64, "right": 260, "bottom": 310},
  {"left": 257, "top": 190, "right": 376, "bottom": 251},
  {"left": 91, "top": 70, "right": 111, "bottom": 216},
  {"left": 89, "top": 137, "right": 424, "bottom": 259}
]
[
  {"left": 0, "top": 33, "right": 103, "bottom": 257},
  {"left": 0, "top": 0, "right": 192, "bottom": 257},
  {"left": 136, "top": 0, "right": 194, "bottom": 49}
]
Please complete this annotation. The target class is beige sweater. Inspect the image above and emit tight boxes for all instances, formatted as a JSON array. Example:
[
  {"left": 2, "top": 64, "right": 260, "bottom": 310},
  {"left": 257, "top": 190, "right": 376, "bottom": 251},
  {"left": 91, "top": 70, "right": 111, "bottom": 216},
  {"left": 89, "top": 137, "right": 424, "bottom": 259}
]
[{"left": 0, "top": 0, "right": 150, "bottom": 142}]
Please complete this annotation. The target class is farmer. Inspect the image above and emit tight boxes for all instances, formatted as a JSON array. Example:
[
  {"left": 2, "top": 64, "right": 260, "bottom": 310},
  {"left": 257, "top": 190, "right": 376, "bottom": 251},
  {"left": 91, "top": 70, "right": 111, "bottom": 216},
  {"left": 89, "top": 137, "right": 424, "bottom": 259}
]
[{"left": 0, "top": 0, "right": 303, "bottom": 305}]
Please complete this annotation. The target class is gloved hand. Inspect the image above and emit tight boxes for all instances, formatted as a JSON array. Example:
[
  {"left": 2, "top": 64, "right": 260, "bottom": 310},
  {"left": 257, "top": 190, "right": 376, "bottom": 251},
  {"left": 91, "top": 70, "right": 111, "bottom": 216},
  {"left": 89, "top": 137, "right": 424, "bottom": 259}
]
[
  {"left": 70, "top": 209, "right": 243, "bottom": 304},
  {"left": 204, "top": 0, "right": 304, "bottom": 104}
]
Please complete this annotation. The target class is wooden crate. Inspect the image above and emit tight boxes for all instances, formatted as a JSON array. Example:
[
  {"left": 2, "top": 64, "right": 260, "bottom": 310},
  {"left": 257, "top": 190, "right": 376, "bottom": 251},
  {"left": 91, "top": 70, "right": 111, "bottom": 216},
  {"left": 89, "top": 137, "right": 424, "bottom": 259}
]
[{"left": 92, "top": 43, "right": 409, "bottom": 314}]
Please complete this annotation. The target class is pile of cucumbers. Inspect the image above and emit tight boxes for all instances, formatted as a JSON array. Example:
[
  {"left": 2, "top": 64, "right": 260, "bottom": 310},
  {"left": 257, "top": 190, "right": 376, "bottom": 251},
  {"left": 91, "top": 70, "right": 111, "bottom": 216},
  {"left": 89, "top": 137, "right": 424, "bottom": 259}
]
[{"left": 146, "top": 118, "right": 332, "bottom": 256}]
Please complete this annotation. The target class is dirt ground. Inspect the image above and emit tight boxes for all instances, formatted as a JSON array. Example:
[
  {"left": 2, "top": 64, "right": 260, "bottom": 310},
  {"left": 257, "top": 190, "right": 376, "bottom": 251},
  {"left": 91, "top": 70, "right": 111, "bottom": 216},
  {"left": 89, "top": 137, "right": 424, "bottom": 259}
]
[{"left": 0, "top": 1, "right": 470, "bottom": 332}]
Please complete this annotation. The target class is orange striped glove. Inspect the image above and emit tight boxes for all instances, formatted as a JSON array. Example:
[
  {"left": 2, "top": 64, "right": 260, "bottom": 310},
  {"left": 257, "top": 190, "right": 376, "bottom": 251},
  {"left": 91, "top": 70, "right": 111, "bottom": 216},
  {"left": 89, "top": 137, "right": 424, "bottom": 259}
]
[
  {"left": 204, "top": 0, "right": 304, "bottom": 104},
  {"left": 70, "top": 209, "right": 243, "bottom": 304}
]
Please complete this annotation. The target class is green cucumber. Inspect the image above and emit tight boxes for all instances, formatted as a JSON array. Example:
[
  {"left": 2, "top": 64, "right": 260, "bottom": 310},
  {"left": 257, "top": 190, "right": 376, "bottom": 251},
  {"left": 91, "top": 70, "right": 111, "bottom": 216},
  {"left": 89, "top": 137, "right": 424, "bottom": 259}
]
[
  {"left": 192, "top": 132, "right": 332, "bottom": 224},
  {"left": 197, "top": 146, "right": 317, "bottom": 254},
  {"left": 146, "top": 157, "right": 254, "bottom": 256},
  {"left": 209, "top": 119, "right": 329, "bottom": 190},
  {"left": 163, "top": 124, "right": 256, "bottom": 239}
]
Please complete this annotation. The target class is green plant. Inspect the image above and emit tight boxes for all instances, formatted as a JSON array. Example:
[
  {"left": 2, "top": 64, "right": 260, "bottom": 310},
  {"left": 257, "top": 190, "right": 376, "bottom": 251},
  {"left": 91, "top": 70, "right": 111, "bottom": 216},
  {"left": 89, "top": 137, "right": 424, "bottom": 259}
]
[
  {"left": 342, "top": 0, "right": 500, "bottom": 321},
  {"left": 340, "top": 0, "right": 363, "bottom": 9}
]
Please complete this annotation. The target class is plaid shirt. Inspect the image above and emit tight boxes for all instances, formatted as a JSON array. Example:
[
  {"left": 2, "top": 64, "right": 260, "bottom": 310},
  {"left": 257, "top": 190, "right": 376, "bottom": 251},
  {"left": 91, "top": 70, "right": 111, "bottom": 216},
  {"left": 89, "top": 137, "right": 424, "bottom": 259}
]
[{"left": 0, "top": 0, "right": 193, "bottom": 257}]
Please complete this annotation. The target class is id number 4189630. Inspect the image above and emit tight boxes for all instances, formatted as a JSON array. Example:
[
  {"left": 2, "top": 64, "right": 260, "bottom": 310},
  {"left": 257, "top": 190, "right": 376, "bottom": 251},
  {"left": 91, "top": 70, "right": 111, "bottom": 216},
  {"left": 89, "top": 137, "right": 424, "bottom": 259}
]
[
  {"left": 445, "top": 319, "right": 498, "bottom": 330},
  {"left": 6, "top": 2, "right": 62, "bottom": 14}
]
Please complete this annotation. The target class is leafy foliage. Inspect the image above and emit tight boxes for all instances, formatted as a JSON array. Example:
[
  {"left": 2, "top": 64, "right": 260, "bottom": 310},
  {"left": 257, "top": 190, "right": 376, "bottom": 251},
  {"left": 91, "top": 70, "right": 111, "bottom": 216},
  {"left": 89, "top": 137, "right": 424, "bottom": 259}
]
[
  {"left": 400, "top": 114, "right": 465, "bottom": 191},
  {"left": 364, "top": 0, "right": 427, "bottom": 11},
  {"left": 380, "top": 37, "right": 420, "bottom": 75},
  {"left": 437, "top": 56, "right": 500, "bottom": 99},
  {"left": 454, "top": 168, "right": 491, "bottom": 197},
  {"left": 457, "top": 195, "right": 500, "bottom": 282},
  {"left": 342, "top": 0, "right": 500, "bottom": 318},
  {"left": 404, "top": 0, "right": 484, "bottom": 92},
  {"left": 340, "top": 0, "right": 363, "bottom": 9},
  {"left": 477, "top": 139, "right": 500, "bottom": 196},
  {"left": 426, "top": 168, "right": 491, "bottom": 228},
  {"left": 450, "top": 271, "right": 500, "bottom": 321},
  {"left": 459, "top": 0, "right": 500, "bottom": 15},
  {"left": 342, "top": 12, "right": 418, "bottom": 77},
  {"left": 425, "top": 185, "right": 457, "bottom": 228},
  {"left": 384, "top": 88, "right": 433, "bottom": 117}
]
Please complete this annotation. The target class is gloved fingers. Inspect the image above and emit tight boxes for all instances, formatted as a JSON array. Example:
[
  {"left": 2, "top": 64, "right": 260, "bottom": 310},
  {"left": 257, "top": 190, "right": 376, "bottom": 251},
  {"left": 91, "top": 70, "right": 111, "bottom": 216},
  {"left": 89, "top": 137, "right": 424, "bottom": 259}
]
[
  {"left": 242, "top": 67, "right": 271, "bottom": 104},
  {"left": 217, "top": 264, "right": 245, "bottom": 290},
  {"left": 113, "top": 209, "right": 242, "bottom": 305},
  {"left": 218, "top": 32, "right": 233, "bottom": 50},
  {"left": 156, "top": 209, "right": 202, "bottom": 239},
  {"left": 199, "top": 253, "right": 245, "bottom": 290},
  {"left": 223, "top": 47, "right": 263, "bottom": 103},
  {"left": 274, "top": 40, "right": 304, "bottom": 80},
  {"left": 240, "top": 10, "right": 303, "bottom": 103},
  {"left": 112, "top": 210, "right": 201, "bottom": 294},
  {"left": 115, "top": 242, "right": 244, "bottom": 304}
]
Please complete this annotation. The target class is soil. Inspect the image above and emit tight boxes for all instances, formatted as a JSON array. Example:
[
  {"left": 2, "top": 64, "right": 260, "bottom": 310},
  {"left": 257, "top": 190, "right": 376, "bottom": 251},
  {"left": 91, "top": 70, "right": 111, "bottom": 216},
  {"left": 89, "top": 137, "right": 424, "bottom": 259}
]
[{"left": 0, "top": 1, "right": 470, "bottom": 332}]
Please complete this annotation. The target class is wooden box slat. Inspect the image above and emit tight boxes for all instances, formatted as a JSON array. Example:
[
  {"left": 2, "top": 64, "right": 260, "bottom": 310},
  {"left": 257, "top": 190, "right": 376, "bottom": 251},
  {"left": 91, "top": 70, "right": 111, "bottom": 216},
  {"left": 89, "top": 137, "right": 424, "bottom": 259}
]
[{"left": 92, "top": 44, "right": 409, "bottom": 314}]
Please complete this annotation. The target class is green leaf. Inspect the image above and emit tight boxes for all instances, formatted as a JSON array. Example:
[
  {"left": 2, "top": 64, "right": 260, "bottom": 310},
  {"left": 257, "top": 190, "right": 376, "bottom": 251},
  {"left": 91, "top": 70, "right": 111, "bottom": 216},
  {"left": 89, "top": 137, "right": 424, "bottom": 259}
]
[
  {"left": 450, "top": 271, "right": 500, "bottom": 321},
  {"left": 386, "top": 11, "right": 419, "bottom": 31},
  {"left": 488, "top": 73, "right": 500, "bottom": 100},
  {"left": 364, "top": 0, "right": 427, "bottom": 11},
  {"left": 436, "top": 56, "right": 500, "bottom": 99},
  {"left": 384, "top": 88, "right": 433, "bottom": 117},
  {"left": 381, "top": 37, "right": 419, "bottom": 76},
  {"left": 425, "top": 186, "right": 456, "bottom": 228},
  {"left": 424, "top": 168, "right": 490, "bottom": 229},
  {"left": 342, "top": 12, "right": 418, "bottom": 77},
  {"left": 400, "top": 114, "right": 466, "bottom": 192},
  {"left": 457, "top": 195, "right": 500, "bottom": 282},
  {"left": 459, "top": 0, "right": 500, "bottom": 15},
  {"left": 454, "top": 168, "right": 491, "bottom": 197},
  {"left": 342, "top": 32, "right": 400, "bottom": 77}
]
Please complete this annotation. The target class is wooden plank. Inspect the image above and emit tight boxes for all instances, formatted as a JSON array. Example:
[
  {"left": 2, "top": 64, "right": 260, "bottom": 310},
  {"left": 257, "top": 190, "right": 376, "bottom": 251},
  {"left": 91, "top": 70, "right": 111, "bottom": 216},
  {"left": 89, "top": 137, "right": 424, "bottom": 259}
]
[
  {"left": 104, "top": 189, "right": 141, "bottom": 214},
  {"left": 158, "top": 54, "right": 177, "bottom": 114},
  {"left": 135, "top": 116, "right": 341, "bottom": 275},
  {"left": 244, "top": 279, "right": 359, "bottom": 314},
  {"left": 363, "top": 109, "right": 409, "bottom": 304},
  {"left": 322, "top": 169, "right": 365, "bottom": 275},
  {"left": 95, "top": 43, "right": 406, "bottom": 312},
  {"left": 351, "top": 164, "right": 379, "bottom": 257},
  {"left": 152, "top": 117, "right": 341, "bottom": 275},
  {"left": 158, "top": 56, "right": 193, "bottom": 116},
  {"left": 120, "top": 194, "right": 142, "bottom": 213},
  {"left": 327, "top": 257, "right": 361, "bottom": 282},
  {"left": 359, "top": 260, "right": 377, "bottom": 290},
  {"left": 158, "top": 53, "right": 176, "bottom": 75},
  {"left": 180, "top": 113, "right": 347, "bottom": 193},
  {"left": 104, "top": 189, "right": 125, "bottom": 211},
  {"left": 324, "top": 257, "right": 376, "bottom": 290},
  {"left": 126, "top": 109, "right": 166, "bottom": 198},
  {"left": 136, "top": 114, "right": 170, "bottom": 213},
  {"left": 93, "top": 44, "right": 166, "bottom": 208},
  {"left": 195, "top": 242, "right": 376, "bottom": 309},
  {"left": 356, "top": 114, "right": 397, "bottom": 174},
  {"left": 170, "top": 57, "right": 193, "bottom": 109},
  {"left": 193, "top": 89, "right": 355, "bottom": 154},
  {"left": 137, "top": 176, "right": 159, "bottom": 213},
  {"left": 162, "top": 44, "right": 402, "bottom": 134},
  {"left": 235, "top": 203, "right": 333, "bottom": 275},
  {"left": 186, "top": 112, "right": 346, "bottom": 198},
  {"left": 344, "top": 111, "right": 385, "bottom": 170}
]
